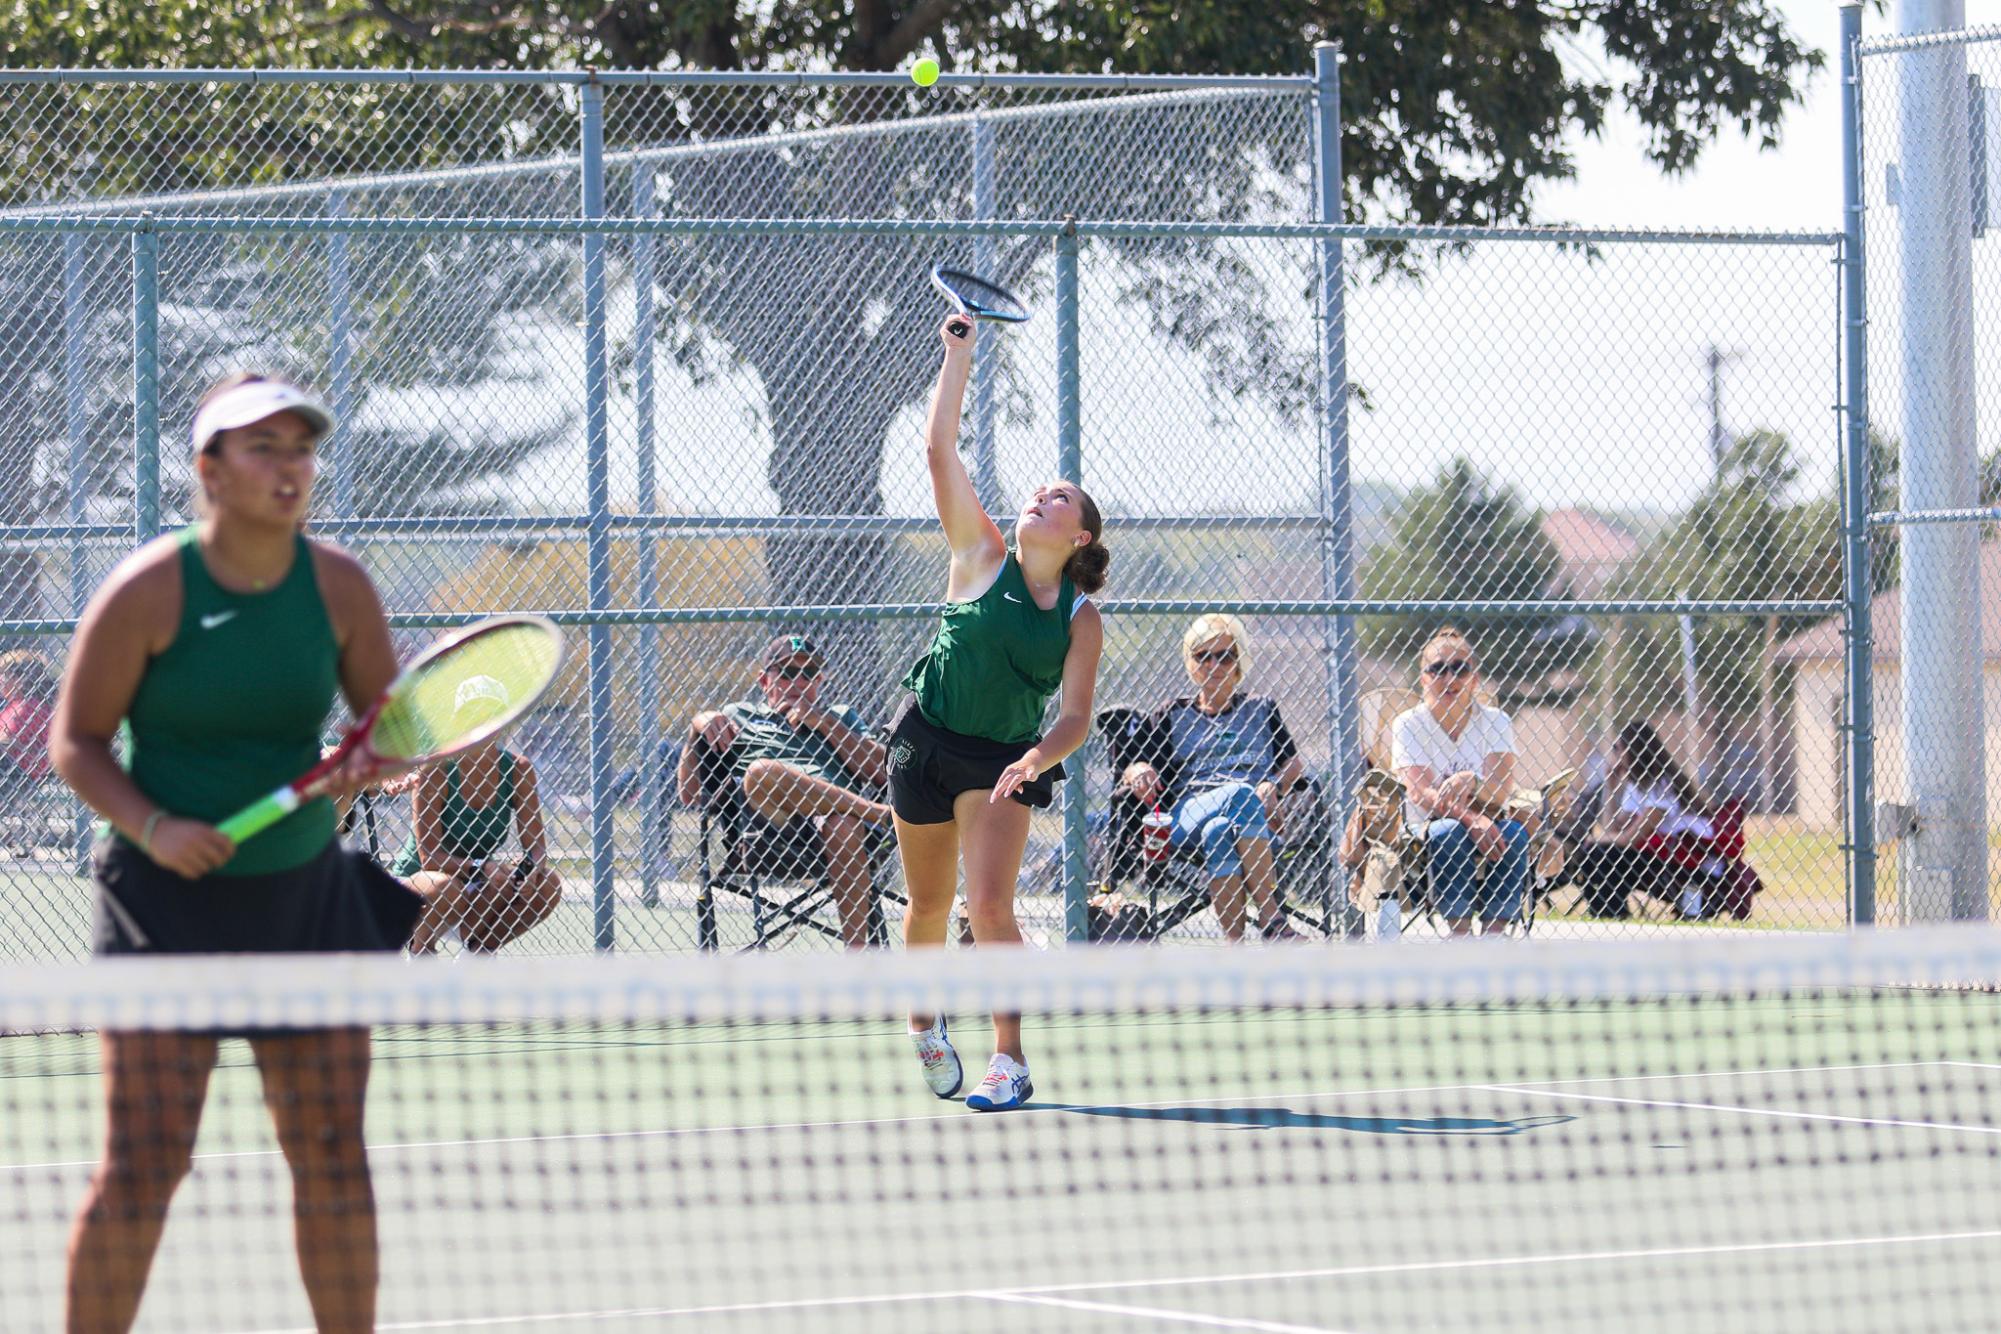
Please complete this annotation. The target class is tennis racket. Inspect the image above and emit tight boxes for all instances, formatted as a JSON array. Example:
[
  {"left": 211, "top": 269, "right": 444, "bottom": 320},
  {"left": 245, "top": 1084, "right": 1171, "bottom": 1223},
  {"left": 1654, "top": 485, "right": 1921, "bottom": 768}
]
[
  {"left": 217, "top": 614, "right": 565, "bottom": 846},
  {"left": 932, "top": 265, "right": 1031, "bottom": 338}
]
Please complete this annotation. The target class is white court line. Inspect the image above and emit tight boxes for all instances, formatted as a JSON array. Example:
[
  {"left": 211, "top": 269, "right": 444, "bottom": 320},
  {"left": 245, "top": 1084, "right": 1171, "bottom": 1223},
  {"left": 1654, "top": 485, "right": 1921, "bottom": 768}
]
[
  {"left": 2, "top": 1060, "right": 1950, "bottom": 1175},
  {"left": 232, "top": 1227, "right": 2001, "bottom": 1333},
  {"left": 993, "top": 1291, "right": 1360, "bottom": 1334},
  {"left": 1482, "top": 1083, "right": 2001, "bottom": 1136}
]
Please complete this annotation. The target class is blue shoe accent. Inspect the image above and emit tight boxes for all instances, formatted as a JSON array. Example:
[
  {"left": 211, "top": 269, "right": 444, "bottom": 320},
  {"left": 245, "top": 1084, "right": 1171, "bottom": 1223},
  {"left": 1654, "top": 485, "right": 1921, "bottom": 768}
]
[{"left": 965, "top": 1056, "right": 1033, "bottom": 1112}]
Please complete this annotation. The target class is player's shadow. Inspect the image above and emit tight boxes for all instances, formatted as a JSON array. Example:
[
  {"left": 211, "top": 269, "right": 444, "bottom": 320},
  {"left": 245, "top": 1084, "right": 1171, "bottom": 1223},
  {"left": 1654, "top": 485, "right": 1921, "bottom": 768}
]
[{"left": 1054, "top": 1104, "right": 1576, "bottom": 1136}]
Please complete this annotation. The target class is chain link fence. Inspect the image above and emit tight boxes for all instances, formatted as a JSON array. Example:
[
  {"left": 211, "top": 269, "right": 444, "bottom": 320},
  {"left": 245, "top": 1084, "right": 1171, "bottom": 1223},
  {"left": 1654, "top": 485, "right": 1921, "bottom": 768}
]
[
  {"left": 0, "top": 68, "right": 1862, "bottom": 957},
  {"left": 1855, "top": 22, "right": 2001, "bottom": 926}
]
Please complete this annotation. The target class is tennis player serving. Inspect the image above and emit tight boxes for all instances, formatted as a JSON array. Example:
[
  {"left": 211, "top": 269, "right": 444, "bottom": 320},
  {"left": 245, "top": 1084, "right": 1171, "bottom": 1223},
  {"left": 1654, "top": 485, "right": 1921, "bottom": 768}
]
[
  {"left": 891, "top": 314, "right": 1108, "bottom": 1112},
  {"left": 51, "top": 372, "right": 421, "bottom": 1333}
]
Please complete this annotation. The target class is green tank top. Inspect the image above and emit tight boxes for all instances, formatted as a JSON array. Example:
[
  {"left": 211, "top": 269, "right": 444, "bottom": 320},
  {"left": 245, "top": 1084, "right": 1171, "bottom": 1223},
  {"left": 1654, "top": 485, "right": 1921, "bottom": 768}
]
[
  {"left": 124, "top": 527, "right": 339, "bottom": 876},
  {"left": 386, "top": 753, "right": 516, "bottom": 876},
  {"left": 902, "top": 551, "right": 1077, "bottom": 745}
]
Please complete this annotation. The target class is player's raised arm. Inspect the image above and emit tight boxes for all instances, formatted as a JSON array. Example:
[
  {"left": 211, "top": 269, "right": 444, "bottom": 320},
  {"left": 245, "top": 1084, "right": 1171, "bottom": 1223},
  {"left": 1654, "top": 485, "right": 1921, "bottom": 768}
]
[{"left": 923, "top": 316, "right": 1006, "bottom": 583}]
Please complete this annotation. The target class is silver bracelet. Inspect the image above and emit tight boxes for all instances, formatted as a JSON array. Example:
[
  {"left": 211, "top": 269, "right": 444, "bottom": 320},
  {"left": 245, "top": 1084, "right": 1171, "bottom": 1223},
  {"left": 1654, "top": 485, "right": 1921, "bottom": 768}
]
[{"left": 139, "top": 809, "right": 166, "bottom": 855}]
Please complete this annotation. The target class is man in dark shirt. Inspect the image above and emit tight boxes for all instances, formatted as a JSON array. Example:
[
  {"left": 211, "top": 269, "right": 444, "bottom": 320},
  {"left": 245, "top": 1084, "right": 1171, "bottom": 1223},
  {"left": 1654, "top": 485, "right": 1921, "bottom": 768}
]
[{"left": 677, "top": 635, "right": 890, "bottom": 947}]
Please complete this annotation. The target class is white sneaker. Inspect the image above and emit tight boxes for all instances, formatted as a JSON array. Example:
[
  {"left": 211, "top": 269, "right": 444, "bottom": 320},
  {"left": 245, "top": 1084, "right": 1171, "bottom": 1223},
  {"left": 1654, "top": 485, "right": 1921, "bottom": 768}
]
[
  {"left": 965, "top": 1053, "right": 1033, "bottom": 1112},
  {"left": 910, "top": 1018, "right": 963, "bottom": 1099}
]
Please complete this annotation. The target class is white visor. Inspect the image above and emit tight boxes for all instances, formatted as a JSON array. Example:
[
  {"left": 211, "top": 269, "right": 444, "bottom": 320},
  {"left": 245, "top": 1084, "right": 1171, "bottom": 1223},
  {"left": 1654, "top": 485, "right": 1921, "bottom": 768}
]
[
  {"left": 454, "top": 674, "right": 512, "bottom": 718},
  {"left": 190, "top": 381, "right": 334, "bottom": 454}
]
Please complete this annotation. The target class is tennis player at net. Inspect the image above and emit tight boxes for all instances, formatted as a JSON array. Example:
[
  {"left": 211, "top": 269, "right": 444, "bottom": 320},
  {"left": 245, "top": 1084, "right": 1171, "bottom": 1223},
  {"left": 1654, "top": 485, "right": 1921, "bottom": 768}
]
[{"left": 49, "top": 372, "right": 421, "bottom": 1334}]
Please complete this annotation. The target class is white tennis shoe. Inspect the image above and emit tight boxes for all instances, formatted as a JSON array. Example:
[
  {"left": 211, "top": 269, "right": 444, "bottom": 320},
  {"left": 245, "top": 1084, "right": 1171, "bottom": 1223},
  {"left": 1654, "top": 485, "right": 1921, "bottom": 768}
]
[
  {"left": 910, "top": 1018, "right": 963, "bottom": 1099},
  {"left": 965, "top": 1053, "right": 1033, "bottom": 1112}
]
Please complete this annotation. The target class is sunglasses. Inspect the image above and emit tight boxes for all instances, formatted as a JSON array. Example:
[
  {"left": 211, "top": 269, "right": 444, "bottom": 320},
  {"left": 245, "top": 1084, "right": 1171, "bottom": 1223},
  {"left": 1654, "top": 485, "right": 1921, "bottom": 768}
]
[
  {"left": 771, "top": 663, "right": 820, "bottom": 681},
  {"left": 1423, "top": 659, "right": 1474, "bottom": 678},
  {"left": 1192, "top": 647, "right": 1239, "bottom": 664}
]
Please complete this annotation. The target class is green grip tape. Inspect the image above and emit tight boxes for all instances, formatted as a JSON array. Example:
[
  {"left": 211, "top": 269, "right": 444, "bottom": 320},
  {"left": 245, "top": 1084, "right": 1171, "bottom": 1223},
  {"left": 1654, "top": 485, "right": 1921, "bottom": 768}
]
[{"left": 216, "top": 788, "right": 300, "bottom": 846}]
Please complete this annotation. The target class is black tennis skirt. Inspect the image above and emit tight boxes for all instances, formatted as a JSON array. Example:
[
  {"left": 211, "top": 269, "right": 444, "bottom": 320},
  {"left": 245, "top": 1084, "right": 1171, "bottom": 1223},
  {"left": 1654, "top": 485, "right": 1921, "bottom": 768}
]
[
  {"left": 886, "top": 696, "right": 1065, "bottom": 826},
  {"left": 93, "top": 834, "right": 423, "bottom": 958}
]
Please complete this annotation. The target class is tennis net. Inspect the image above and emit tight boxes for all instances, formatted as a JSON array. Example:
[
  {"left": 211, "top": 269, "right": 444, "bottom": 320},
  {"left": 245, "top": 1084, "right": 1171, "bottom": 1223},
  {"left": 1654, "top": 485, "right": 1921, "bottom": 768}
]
[{"left": 8, "top": 930, "right": 2001, "bottom": 1333}]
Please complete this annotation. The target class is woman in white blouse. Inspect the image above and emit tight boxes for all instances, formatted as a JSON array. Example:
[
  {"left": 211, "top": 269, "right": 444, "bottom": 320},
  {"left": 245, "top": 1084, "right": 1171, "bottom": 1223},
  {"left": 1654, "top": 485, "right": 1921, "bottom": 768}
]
[
  {"left": 1390, "top": 627, "right": 1530, "bottom": 935},
  {"left": 1566, "top": 719, "right": 1713, "bottom": 919}
]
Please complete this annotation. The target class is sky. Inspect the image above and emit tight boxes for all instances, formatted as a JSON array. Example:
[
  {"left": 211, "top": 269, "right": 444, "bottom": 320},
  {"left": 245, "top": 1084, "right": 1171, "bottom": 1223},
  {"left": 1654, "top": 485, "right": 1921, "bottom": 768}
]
[{"left": 494, "top": 0, "right": 1990, "bottom": 525}]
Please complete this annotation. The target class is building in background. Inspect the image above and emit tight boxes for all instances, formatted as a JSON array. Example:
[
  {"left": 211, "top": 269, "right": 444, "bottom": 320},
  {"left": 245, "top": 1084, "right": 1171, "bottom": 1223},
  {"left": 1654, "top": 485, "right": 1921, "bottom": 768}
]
[{"left": 1779, "top": 543, "right": 2001, "bottom": 833}]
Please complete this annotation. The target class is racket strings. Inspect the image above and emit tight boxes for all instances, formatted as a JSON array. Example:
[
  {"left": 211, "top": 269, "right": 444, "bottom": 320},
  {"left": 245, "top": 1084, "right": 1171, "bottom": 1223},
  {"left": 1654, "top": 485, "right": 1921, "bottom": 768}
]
[{"left": 373, "top": 622, "right": 563, "bottom": 763}]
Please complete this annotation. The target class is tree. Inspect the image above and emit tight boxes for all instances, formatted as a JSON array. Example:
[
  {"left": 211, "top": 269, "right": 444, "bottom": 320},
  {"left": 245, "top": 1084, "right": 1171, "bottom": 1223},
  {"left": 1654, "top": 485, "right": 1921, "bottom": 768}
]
[
  {"left": 0, "top": 2, "right": 1823, "bottom": 694},
  {"left": 1607, "top": 429, "right": 1841, "bottom": 728},
  {"left": 1357, "top": 458, "right": 1574, "bottom": 697}
]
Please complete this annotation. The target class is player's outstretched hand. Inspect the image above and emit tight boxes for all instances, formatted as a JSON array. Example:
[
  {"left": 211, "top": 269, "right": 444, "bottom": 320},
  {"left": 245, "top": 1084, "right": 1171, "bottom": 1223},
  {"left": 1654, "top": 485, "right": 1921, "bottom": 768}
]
[{"left": 990, "top": 757, "right": 1039, "bottom": 804}]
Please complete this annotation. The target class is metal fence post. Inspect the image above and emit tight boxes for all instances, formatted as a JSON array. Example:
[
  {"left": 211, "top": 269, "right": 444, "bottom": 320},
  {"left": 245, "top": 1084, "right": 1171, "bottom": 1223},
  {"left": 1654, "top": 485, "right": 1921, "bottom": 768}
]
[
  {"left": 1892, "top": 0, "right": 1987, "bottom": 920},
  {"left": 64, "top": 234, "right": 90, "bottom": 621},
  {"left": 1055, "top": 222, "right": 1088, "bottom": 944},
  {"left": 1314, "top": 42, "right": 1360, "bottom": 826},
  {"left": 1840, "top": 1, "right": 1877, "bottom": 926},
  {"left": 132, "top": 222, "right": 160, "bottom": 543},
  {"left": 581, "top": 76, "right": 616, "bottom": 950},
  {"left": 969, "top": 112, "right": 1001, "bottom": 512},
  {"left": 65, "top": 233, "right": 92, "bottom": 864},
  {"left": 327, "top": 189, "right": 356, "bottom": 519},
  {"left": 633, "top": 166, "right": 664, "bottom": 909}
]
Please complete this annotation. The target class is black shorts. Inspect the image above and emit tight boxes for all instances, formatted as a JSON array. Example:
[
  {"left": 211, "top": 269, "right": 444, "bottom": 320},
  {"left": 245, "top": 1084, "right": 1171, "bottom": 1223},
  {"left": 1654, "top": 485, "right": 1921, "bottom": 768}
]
[
  {"left": 93, "top": 835, "right": 424, "bottom": 957},
  {"left": 886, "top": 696, "right": 1064, "bottom": 826}
]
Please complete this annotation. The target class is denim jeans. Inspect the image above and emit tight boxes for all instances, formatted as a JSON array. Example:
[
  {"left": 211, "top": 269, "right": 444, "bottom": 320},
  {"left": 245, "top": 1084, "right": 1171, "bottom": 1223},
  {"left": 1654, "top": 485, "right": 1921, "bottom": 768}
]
[
  {"left": 1171, "top": 782, "right": 1273, "bottom": 878},
  {"left": 1425, "top": 817, "right": 1529, "bottom": 921}
]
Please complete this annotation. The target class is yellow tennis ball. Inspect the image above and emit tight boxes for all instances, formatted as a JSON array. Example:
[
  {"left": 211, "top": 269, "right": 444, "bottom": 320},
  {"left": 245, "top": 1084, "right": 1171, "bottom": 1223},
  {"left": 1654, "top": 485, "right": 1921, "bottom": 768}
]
[{"left": 912, "top": 57, "right": 940, "bottom": 87}]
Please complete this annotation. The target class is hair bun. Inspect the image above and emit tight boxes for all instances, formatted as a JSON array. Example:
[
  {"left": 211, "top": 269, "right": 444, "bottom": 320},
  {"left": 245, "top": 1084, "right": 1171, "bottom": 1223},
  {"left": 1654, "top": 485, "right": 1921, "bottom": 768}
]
[{"left": 1066, "top": 539, "right": 1110, "bottom": 595}]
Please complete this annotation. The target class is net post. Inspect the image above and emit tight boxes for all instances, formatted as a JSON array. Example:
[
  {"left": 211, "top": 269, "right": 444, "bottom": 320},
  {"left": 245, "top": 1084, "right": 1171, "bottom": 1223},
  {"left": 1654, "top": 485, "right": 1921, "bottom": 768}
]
[
  {"left": 327, "top": 189, "right": 356, "bottom": 520},
  {"left": 969, "top": 112, "right": 1001, "bottom": 513},
  {"left": 1314, "top": 41, "right": 1360, "bottom": 882},
  {"left": 1055, "top": 221, "right": 1088, "bottom": 945},
  {"left": 1840, "top": 0, "right": 1878, "bottom": 928},
  {"left": 633, "top": 165, "right": 663, "bottom": 910},
  {"left": 581, "top": 72, "right": 617, "bottom": 951},
  {"left": 132, "top": 220, "right": 159, "bottom": 542}
]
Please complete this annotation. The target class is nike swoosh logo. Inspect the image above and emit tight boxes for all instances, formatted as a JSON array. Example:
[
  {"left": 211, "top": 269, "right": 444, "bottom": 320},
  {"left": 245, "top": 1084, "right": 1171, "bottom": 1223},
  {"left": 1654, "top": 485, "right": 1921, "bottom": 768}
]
[
  {"left": 200, "top": 610, "right": 238, "bottom": 630},
  {"left": 1003, "top": 591, "right": 1023, "bottom": 603}
]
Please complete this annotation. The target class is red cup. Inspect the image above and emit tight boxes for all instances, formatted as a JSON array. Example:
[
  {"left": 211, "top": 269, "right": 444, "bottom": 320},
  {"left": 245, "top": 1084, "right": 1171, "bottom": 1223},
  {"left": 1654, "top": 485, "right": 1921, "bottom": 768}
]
[{"left": 1140, "top": 809, "right": 1174, "bottom": 863}]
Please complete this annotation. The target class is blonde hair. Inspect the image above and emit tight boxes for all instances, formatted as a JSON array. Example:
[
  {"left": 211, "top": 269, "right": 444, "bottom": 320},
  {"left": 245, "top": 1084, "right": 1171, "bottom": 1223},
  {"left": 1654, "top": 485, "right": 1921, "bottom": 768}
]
[
  {"left": 1417, "top": 625, "right": 1478, "bottom": 674},
  {"left": 1182, "top": 612, "right": 1249, "bottom": 681}
]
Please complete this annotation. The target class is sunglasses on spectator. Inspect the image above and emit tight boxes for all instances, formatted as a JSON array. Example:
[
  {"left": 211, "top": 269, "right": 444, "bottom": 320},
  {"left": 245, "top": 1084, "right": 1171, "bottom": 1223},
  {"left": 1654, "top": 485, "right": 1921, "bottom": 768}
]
[
  {"left": 771, "top": 663, "right": 820, "bottom": 681},
  {"left": 1192, "top": 647, "right": 1239, "bottom": 664},
  {"left": 1424, "top": 659, "right": 1474, "bottom": 678}
]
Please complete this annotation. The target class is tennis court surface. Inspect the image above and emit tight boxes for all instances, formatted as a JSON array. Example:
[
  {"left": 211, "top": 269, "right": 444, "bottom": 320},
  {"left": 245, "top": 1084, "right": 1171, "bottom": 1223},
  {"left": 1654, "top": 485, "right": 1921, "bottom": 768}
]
[{"left": 7, "top": 932, "right": 2001, "bottom": 1333}]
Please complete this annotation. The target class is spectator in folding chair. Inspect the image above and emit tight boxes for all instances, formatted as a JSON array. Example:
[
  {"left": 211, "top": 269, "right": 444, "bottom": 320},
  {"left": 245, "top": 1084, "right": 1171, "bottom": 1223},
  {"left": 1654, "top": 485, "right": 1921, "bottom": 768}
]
[
  {"left": 675, "top": 634, "right": 892, "bottom": 950},
  {"left": 1115, "top": 614, "right": 1310, "bottom": 941},
  {"left": 1560, "top": 719, "right": 1715, "bottom": 920},
  {"left": 1391, "top": 626, "right": 1531, "bottom": 937}
]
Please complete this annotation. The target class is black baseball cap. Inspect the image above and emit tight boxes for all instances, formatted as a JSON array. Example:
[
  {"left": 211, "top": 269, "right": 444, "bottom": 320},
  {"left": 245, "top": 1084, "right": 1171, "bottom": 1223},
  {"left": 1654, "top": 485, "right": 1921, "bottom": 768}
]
[{"left": 761, "top": 634, "right": 825, "bottom": 671}]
